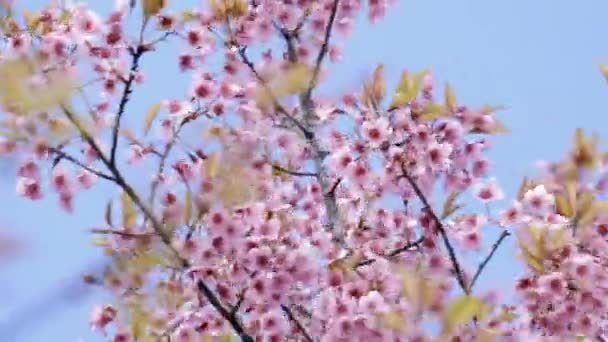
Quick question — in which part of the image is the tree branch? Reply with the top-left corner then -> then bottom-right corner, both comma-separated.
197,280 -> 254,342
280,304 -> 313,342
401,169 -> 469,294
469,230 -> 511,291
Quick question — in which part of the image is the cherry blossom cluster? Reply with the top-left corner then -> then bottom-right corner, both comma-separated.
2,1 -> 608,341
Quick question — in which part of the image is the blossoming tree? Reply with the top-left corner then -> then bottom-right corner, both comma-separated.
1,0 -> 608,341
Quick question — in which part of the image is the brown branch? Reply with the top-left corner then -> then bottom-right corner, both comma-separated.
469,230 -> 511,291
280,304 -> 313,342
401,169 -> 469,294
49,147 -> 115,181
197,280 -> 254,342
61,105 -> 182,265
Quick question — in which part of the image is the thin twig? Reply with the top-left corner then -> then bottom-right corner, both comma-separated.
49,147 -> 115,181
110,45 -> 146,166
280,304 -> 313,342
306,0 -> 340,96
401,168 -> 469,294
90,228 -> 153,239
469,230 -> 511,291
272,164 -> 318,177
355,235 -> 425,268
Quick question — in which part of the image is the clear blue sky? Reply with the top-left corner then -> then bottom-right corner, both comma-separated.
2,0 -> 608,341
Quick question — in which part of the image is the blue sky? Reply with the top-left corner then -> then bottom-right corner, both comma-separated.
1,0 -> 608,341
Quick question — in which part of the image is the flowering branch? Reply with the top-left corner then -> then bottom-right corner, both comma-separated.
356,235 -> 425,268
401,169 -> 469,294
469,230 -> 511,291
196,280 -> 254,342
280,304 -> 314,342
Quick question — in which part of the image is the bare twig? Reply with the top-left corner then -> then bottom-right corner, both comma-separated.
401,169 -> 469,294
280,304 -> 313,342
109,45 -> 146,166
306,0 -> 340,96
90,228 -> 154,239
469,230 -> 511,291
49,147 -> 115,181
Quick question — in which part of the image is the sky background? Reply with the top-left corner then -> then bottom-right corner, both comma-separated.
1,0 -> 608,341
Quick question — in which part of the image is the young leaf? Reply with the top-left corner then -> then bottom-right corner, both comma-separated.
418,102 -> 446,121
143,102 -> 161,136
389,71 -> 416,109
441,192 -> 463,219
376,311 -> 405,330
444,82 -> 456,110
183,190 -> 192,225
442,295 -> 483,332
142,0 -> 166,18
599,64 -> 608,82
554,194 -> 573,218
205,151 -> 220,178
121,192 -> 136,228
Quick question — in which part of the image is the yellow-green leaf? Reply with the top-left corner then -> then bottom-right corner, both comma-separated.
183,190 -> 192,224
143,102 -> 161,136
142,0 -> 166,18
442,295 -> 483,332
444,82 -> 456,110
376,311 -> 405,330
555,194 -> 573,218
205,151 -> 220,178
219,335 -> 236,342
418,102 -> 446,121
130,304 -> 149,339
121,192 -> 136,228
442,192 -> 463,219
389,71 -> 416,109
129,252 -> 163,271
518,240 -> 543,273
599,64 -> 608,82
